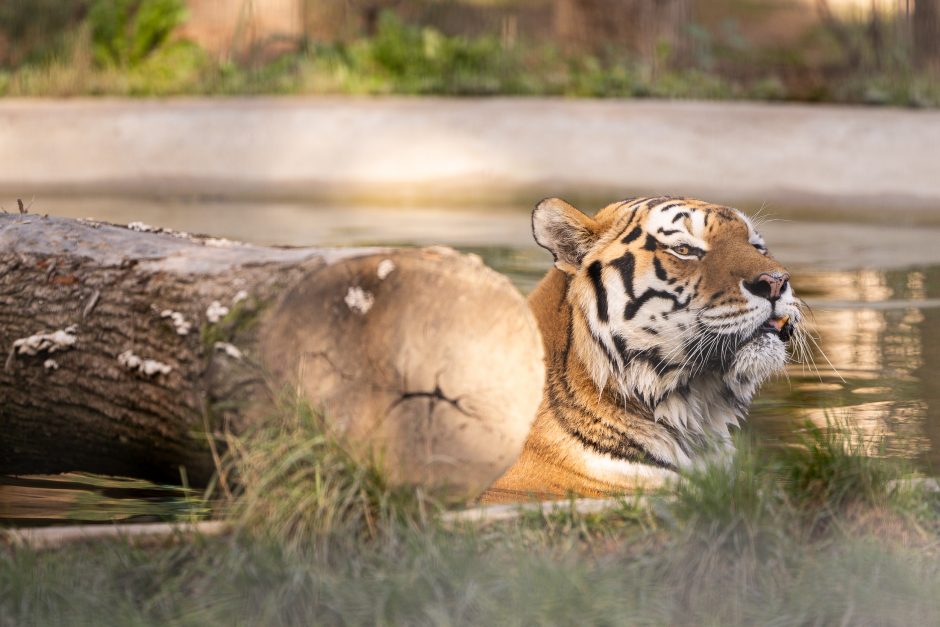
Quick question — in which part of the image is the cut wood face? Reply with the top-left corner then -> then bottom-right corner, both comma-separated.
259,247 -> 545,501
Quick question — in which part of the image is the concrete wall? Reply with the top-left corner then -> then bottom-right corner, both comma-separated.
2,97 -> 938,220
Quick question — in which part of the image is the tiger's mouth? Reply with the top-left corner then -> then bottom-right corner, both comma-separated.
759,315 -> 793,342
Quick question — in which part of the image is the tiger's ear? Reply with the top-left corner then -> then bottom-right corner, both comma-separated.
532,198 -> 599,274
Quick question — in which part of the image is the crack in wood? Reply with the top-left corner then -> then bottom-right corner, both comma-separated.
303,350 -> 356,381
390,383 -> 477,420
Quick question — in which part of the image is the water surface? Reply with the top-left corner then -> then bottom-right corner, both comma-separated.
5,198 -> 940,521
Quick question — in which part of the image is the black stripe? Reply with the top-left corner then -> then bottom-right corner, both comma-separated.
652,201 -> 683,214
643,235 -> 659,251
621,226 -> 643,244
625,288 -> 682,321
644,197 -> 670,211
703,309 -> 750,321
612,334 -> 631,365
672,212 -> 689,223
587,261 -> 608,322
611,208 -> 642,244
610,252 -> 636,299
560,301 -> 573,367
653,257 -> 668,281
589,329 -> 620,371
658,228 -> 681,236
566,426 -> 676,470
612,335 -> 679,376
643,347 -> 679,375
635,346 -> 680,375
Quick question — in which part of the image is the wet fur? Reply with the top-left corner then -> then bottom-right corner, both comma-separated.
484,197 -> 802,502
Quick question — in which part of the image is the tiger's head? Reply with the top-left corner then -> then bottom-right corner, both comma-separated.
533,196 -> 802,449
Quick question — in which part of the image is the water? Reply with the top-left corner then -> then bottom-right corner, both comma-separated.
5,198 -> 940,521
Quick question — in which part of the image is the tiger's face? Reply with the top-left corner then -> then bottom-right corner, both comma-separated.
533,196 -> 802,428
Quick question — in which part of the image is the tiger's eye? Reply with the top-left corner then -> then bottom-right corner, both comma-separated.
674,245 -> 691,256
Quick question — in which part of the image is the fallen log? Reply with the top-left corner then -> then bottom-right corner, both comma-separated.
0,214 -> 544,500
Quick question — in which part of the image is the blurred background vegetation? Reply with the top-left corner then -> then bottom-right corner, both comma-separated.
1,0 -> 939,104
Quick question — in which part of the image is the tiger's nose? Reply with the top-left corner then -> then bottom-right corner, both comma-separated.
743,272 -> 790,301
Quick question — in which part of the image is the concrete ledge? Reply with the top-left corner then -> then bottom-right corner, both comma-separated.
2,521 -> 228,550
2,97 -> 938,211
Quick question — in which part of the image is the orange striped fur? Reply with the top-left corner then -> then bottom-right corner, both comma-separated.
484,197 -> 802,502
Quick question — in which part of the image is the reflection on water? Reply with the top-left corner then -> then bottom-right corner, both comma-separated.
5,198 -> 940,521
0,474 -> 206,523
754,265 -> 940,470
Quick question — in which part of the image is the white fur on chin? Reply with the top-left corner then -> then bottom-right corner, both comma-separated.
724,333 -> 787,402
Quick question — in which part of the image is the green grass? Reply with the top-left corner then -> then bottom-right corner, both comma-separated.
781,420 -> 897,510
2,10 -> 939,106
4,408 -> 940,626
220,397 -> 436,555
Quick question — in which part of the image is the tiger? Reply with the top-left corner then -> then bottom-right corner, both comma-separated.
484,196 -> 802,501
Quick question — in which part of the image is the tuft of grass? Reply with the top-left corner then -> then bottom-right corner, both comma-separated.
219,395 -> 436,554
779,419 -> 899,514
661,439 -> 796,618
673,438 -> 783,533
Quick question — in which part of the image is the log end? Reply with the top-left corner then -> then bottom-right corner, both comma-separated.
260,247 -> 545,501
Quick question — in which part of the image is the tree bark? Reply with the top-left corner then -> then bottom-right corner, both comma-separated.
915,0 -> 940,73
553,0 -> 691,62
0,214 -> 544,500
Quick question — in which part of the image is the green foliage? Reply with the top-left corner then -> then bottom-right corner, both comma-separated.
124,40 -> 207,95
0,0 -> 91,67
323,12 -> 510,96
88,0 -> 186,67
130,0 -> 186,64
2,8 -> 939,105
